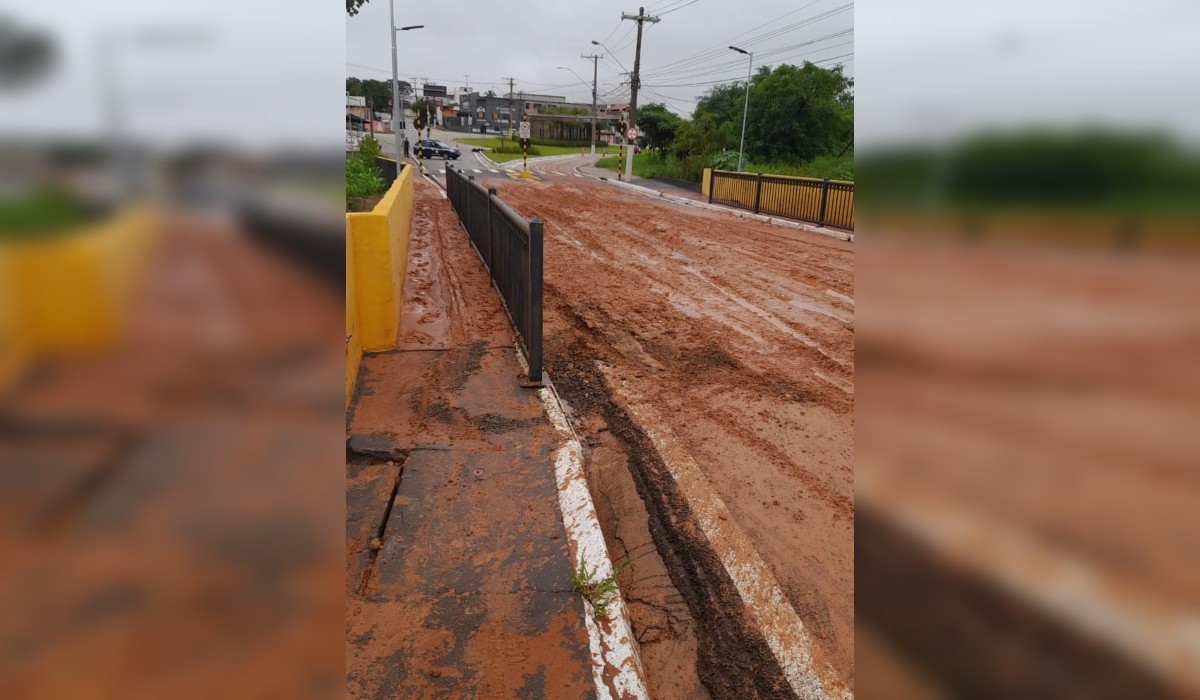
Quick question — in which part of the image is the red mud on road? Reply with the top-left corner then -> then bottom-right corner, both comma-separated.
480,175 -> 855,698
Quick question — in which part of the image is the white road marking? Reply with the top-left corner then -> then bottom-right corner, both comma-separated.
600,363 -> 849,700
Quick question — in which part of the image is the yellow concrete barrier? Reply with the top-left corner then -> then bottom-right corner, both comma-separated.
345,225 -> 362,407
1,206 -> 157,393
701,168 -> 712,198
345,166 -> 414,401
2,206 -> 156,354
0,252 -> 29,393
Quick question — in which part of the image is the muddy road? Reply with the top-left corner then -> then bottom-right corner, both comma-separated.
470,173 -> 854,699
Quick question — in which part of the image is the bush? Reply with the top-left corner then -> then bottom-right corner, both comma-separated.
346,157 -> 385,210
0,187 -> 97,238
357,134 -> 382,163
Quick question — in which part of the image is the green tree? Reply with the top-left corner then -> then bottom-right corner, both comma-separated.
346,77 -> 393,113
695,62 -> 852,164
346,0 -> 368,16
635,103 -> 681,154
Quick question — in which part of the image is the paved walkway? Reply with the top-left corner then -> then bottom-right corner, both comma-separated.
345,181 -> 600,698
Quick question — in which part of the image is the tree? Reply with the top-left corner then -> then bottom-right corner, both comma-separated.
346,0 -> 369,16
346,77 -> 393,112
669,112 -> 725,180
694,62 -> 852,164
634,103 -> 681,154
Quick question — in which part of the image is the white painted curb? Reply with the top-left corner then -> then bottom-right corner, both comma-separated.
514,349 -> 650,700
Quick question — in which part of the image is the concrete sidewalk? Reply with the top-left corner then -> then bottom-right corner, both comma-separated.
346,181 -> 637,698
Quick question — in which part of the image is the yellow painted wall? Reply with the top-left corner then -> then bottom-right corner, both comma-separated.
345,166 -> 414,403
4,207 -> 156,357
701,168 -> 712,197
345,225 -> 362,406
0,252 -> 29,393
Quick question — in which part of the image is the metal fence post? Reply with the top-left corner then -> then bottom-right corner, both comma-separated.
753,172 -> 763,213
709,171 -> 716,204
467,175 -> 475,239
817,177 -> 830,227
487,188 -> 497,270
523,219 -> 544,386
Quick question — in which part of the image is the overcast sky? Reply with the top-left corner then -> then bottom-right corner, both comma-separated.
345,0 -> 854,117
857,0 -> 1200,149
0,0 -> 343,151
4,1 -> 1195,153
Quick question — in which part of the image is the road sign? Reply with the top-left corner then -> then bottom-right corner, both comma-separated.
518,121 -> 531,139
626,127 -> 639,141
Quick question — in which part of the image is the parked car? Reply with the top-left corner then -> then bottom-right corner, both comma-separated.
416,139 -> 460,160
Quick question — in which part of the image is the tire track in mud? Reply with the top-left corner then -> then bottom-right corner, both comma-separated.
545,306 -> 799,699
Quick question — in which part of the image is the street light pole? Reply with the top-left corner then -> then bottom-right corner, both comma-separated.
388,3 -> 423,164
730,45 -> 752,172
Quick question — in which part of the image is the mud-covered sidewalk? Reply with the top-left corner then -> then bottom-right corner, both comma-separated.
345,180 -> 604,698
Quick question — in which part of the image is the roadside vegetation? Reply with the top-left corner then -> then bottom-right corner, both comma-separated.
0,186 -> 96,240
608,61 -> 854,183
346,134 -> 386,211
858,129 -> 1200,218
595,149 -> 853,182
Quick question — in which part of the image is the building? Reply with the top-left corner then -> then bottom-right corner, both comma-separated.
437,91 -> 624,143
347,94 -> 391,133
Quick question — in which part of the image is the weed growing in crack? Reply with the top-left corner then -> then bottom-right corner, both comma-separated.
570,557 -> 633,619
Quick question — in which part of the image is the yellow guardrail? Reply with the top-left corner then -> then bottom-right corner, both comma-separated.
706,169 -> 855,230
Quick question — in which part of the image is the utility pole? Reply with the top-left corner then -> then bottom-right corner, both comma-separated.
502,76 -> 516,139
582,53 -> 600,155
620,6 -> 660,179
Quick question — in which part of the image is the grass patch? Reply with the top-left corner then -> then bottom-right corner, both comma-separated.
0,188 -> 98,240
456,136 -> 623,163
595,150 -> 855,183
595,151 -> 673,179
569,557 -> 633,619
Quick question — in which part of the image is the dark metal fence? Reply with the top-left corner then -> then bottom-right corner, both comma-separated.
709,169 -> 855,230
444,165 -> 544,385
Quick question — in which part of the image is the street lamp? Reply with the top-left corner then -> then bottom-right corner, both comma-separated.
389,0 -> 423,163
590,39 -> 629,74
557,65 -> 597,155
729,45 -> 752,172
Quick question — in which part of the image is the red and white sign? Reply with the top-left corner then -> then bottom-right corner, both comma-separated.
626,127 -> 639,141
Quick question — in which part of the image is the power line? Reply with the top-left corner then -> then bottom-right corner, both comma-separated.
643,30 -> 852,81
657,0 -> 699,16
642,51 -> 854,88
643,0 -> 847,75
